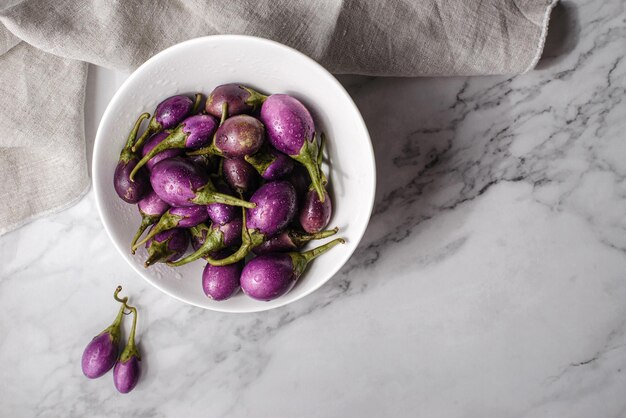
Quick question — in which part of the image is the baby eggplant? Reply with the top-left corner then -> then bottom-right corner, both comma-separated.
149,157 -> 255,208
144,227 -> 189,267
141,131 -> 182,171
222,158 -> 259,195
132,205 -> 208,251
168,219 -> 242,267
205,181 -> 297,266
241,238 -> 345,301
202,249 -> 243,301
130,191 -> 170,253
130,114 -> 218,180
260,94 -> 325,201
81,287 -> 128,379
189,115 -> 264,158
205,84 -> 267,118
245,144 -> 294,180
114,113 -> 150,203
132,94 -> 197,152
299,188 -> 332,233
252,227 -> 338,256
113,304 -> 141,394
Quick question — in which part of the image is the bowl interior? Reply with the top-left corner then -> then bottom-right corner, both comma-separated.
93,35 -> 375,312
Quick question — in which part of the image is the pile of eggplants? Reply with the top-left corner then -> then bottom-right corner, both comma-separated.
114,84 -> 343,302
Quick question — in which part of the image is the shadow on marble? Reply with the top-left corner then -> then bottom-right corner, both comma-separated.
536,1 -> 580,70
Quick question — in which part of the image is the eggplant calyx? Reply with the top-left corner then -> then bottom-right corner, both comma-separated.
289,227 -> 339,248
294,137 -> 325,202
244,144 -> 276,176
129,126 -> 188,181
191,183 -> 256,208
132,211 -> 184,251
167,227 -> 224,267
290,237 -> 345,278
241,86 -> 268,111
144,238 -> 175,267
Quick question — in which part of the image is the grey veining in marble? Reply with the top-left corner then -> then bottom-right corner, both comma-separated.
1,1 -> 626,416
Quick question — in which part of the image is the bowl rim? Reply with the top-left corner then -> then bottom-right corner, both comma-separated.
93,34 -> 376,313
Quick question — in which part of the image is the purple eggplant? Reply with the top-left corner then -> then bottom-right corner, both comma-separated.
81,287 -> 128,379
141,131 -> 182,171
299,188 -> 332,233
113,304 -> 141,393
252,227 -> 338,255
169,219 -> 242,267
245,144 -> 294,180
144,227 -> 189,267
222,158 -> 259,195
205,181 -> 297,266
202,249 -> 243,301
241,238 -> 345,301
149,157 -> 255,208
205,84 -> 267,118
130,191 -> 171,253
206,181 -> 238,225
114,113 -> 151,203
130,114 -> 218,180
189,115 -> 264,158
260,94 -> 325,201
133,205 -> 208,251
132,94 -> 197,152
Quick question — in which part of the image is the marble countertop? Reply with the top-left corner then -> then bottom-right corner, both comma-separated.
2,1 -> 626,416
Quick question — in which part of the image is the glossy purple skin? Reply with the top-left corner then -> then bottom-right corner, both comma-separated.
206,183 -> 238,225
261,148 -> 294,180
142,131 -> 182,171
240,253 -> 296,301
170,205 -> 209,227
252,232 -> 297,255
222,158 -> 258,193
81,332 -> 118,379
260,94 -> 315,156
299,189 -> 332,233
138,190 -> 170,216
155,95 -> 193,129
246,181 -> 297,236
202,260 -> 243,301
150,158 -> 207,207
181,115 -> 218,149
214,115 -> 264,158
205,84 -> 254,118
114,160 -> 149,203
113,356 -> 140,394
146,228 -> 189,262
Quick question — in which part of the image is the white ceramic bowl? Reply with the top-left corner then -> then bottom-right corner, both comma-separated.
93,35 -> 375,312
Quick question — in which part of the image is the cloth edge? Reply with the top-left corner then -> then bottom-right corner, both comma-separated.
0,182 -> 91,237
523,0 -> 559,73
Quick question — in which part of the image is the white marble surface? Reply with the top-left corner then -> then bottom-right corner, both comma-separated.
2,1 -> 626,416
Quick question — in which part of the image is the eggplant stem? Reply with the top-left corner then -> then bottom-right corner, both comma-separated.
167,227 -> 223,267
219,102 -> 228,126
192,93 -> 203,114
132,116 -> 160,152
130,216 -> 157,254
129,127 -> 187,181
300,237 -> 345,263
132,211 -> 182,251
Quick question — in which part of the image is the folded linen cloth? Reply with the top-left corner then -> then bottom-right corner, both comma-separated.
0,0 -> 557,235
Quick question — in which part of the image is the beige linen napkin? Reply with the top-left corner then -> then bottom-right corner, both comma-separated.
0,0 -> 557,235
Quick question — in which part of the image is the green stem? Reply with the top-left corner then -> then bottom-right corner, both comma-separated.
132,211 -> 183,251
120,113 -> 150,163
130,215 -> 160,254
290,227 -> 338,247
132,116 -> 161,152
192,93 -> 203,114
191,182 -> 256,208
129,127 -> 187,181
167,227 -> 224,267
204,209 -> 263,266
300,237 -> 345,263
119,305 -> 141,362
219,102 -> 228,126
